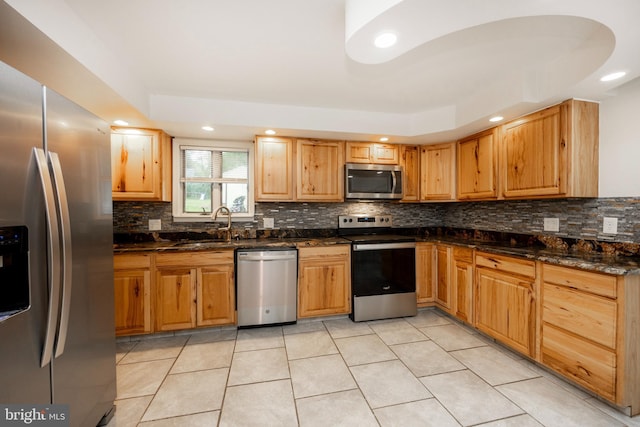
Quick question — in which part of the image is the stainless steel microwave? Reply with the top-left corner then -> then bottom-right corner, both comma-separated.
345,163 -> 403,200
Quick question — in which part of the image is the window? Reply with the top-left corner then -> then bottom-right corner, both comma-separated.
172,138 -> 254,222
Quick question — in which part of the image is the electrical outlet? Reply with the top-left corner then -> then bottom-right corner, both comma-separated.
263,218 -> 274,229
543,218 -> 559,232
603,217 -> 618,234
148,219 -> 162,231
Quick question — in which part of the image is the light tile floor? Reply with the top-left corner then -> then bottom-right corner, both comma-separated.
107,309 -> 640,427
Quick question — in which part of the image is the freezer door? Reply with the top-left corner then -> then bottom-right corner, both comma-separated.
0,61 -> 51,403
45,87 -> 116,426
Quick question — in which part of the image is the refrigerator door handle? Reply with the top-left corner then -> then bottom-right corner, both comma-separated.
49,151 -> 72,358
33,148 -> 62,368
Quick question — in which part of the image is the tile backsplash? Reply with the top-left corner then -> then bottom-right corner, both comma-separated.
113,197 -> 640,243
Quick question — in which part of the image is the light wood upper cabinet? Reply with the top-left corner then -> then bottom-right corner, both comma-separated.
501,99 -> 598,198
400,145 -> 421,202
346,141 -> 399,164
298,245 -> 351,318
255,136 -> 295,201
415,242 -> 435,305
296,139 -> 344,201
111,127 -> 172,201
457,128 -> 497,200
475,252 -> 536,357
113,253 -> 152,336
420,143 -> 456,201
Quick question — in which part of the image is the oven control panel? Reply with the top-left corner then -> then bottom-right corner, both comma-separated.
338,215 -> 392,228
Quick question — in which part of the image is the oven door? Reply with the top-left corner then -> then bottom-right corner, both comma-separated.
352,241 -> 416,295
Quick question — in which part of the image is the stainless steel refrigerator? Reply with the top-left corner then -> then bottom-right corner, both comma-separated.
0,60 -> 116,425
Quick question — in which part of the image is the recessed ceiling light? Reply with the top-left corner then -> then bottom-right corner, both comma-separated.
202,126 -> 214,131
600,71 -> 626,82
265,129 -> 276,135
379,137 -> 389,142
374,32 -> 397,49
489,116 -> 504,123
114,119 -> 128,126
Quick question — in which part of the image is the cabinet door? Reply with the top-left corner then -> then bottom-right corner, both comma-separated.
457,129 -> 497,200
114,270 -> 151,336
345,142 -> 373,163
373,144 -> 399,164
296,139 -> 344,201
421,143 -> 455,201
501,105 -> 564,197
475,267 -> 535,356
415,243 -> 435,305
156,268 -> 196,331
197,264 -> 235,326
400,145 -> 420,202
255,136 -> 294,201
435,246 -> 452,311
453,248 -> 474,323
298,247 -> 351,318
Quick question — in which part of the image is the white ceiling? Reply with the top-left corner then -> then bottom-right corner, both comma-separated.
2,0 -> 640,144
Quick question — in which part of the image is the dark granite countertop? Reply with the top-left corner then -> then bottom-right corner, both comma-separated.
113,228 -> 640,276
113,237 -> 350,253
417,236 -> 640,275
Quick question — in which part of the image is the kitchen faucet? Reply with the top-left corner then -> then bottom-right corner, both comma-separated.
212,206 -> 232,241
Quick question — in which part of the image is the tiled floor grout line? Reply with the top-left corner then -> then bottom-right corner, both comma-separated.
112,310 -> 639,427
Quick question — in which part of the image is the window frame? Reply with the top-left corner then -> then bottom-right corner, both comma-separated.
172,138 -> 254,222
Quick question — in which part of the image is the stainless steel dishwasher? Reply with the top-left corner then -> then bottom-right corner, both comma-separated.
235,247 -> 298,327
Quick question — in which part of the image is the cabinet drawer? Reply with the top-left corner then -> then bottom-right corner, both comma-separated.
114,253 -> 151,270
156,250 -> 234,267
543,283 -> 617,349
542,324 -> 616,400
476,252 -> 535,279
298,245 -> 350,259
453,246 -> 473,263
543,264 -> 616,299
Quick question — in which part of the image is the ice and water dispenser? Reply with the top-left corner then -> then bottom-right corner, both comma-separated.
0,226 -> 29,322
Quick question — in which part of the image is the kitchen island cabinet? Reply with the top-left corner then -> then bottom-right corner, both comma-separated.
298,245 -> 351,318
113,253 -> 153,336
475,252 -> 536,357
111,127 -> 172,202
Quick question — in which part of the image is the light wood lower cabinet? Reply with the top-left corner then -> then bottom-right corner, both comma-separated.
475,252 -> 536,357
155,250 -> 235,332
415,243 -> 435,305
298,245 -> 351,318
435,245 -> 452,312
113,253 -> 152,336
541,264 -> 640,414
453,247 -> 474,323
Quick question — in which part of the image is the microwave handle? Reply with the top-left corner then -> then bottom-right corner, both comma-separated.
391,170 -> 397,194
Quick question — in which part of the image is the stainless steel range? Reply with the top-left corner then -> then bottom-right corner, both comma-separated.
338,215 -> 417,322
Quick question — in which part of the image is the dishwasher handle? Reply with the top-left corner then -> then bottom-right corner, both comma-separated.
237,251 -> 297,262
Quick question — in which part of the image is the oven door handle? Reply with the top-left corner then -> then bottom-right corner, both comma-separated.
352,242 -> 416,251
